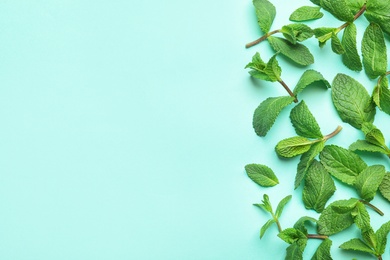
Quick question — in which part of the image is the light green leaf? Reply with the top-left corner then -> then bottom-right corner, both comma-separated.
314,27 -> 335,46
379,173 -> 390,202
280,24 -> 314,44
331,73 -> 376,129
361,23 -> 387,79
349,140 -> 389,155
351,201 -> 371,231
365,0 -> 390,36
331,33 -> 345,54
293,69 -> 331,96
253,0 -> 276,33
260,218 -> 276,239
268,36 -> 314,66
375,220 -> 390,255
373,76 -> 390,115
320,0 -> 354,22
276,136 -> 316,158
318,200 -> 354,235
339,238 -> 376,255
252,96 -> 295,136
290,101 -> 323,139
254,194 -> 272,213
362,123 -> 387,148
341,23 -> 362,71
263,54 -> 282,81
245,164 -> 279,187
355,165 -> 386,201
245,52 -> 274,82
362,228 -> 377,251
303,160 -> 336,213
290,6 -> 324,21
278,228 -> 307,244
293,216 -> 317,234
330,198 -> 359,214
320,145 -> 367,185
311,239 -> 332,260
275,195 -> 292,219
345,0 -> 366,14
285,239 -> 307,260
295,141 -> 326,189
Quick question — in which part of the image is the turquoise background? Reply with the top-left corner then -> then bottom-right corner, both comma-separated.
0,0 -> 389,259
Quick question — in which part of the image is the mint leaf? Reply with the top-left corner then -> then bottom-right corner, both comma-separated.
260,218 -> 276,239
278,228 -> 307,244
285,239 -> 307,260
280,24 -> 314,44
314,27 -> 335,47
254,194 -> 273,213
331,33 -> 345,54
290,101 -> 323,139
339,238 -> 376,255
245,52 -> 276,82
252,96 -> 295,136
263,54 -> 282,82
362,228 -> 377,251
345,0 -> 366,14
275,136 -> 316,158
349,140 -> 389,155
355,165 -> 386,201
375,220 -> 390,255
351,201 -> 371,231
253,0 -> 276,33
318,200 -> 354,235
379,173 -> 390,202
293,69 -> 330,96
341,23 -> 362,71
373,76 -> 390,115
293,216 -> 317,234
330,198 -> 359,214
320,145 -> 367,185
275,195 -> 292,219
303,160 -> 336,213
320,0 -> 354,22
361,23 -> 387,79
295,141 -> 326,189
365,0 -> 390,36
311,239 -> 332,260
310,0 -> 320,5
268,36 -> 314,66
289,6 -> 324,21
331,73 -> 375,129
245,164 -> 279,187
362,123 -> 388,148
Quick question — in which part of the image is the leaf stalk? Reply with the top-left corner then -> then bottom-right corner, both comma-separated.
278,80 -> 298,103
360,200 -> 384,216
307,234 -> 328,240
246,29 -> 280,48
323,125 -> 343,140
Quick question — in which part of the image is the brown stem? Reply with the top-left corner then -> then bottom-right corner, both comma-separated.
278,80 -> 298,103
337,4 -> 367,32
378,255 -> 383,260
323,126 -> 343,140
360,200 -> 384,216
246,29 -> 280,48
307,234 -> 328,240
378,71 -> 390,86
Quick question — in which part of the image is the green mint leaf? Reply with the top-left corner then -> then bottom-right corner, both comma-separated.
331,33 -> 345,54
362,123 -> 387,148
303,160 -> 336,213
280,24 -> 314,44
245,164 -> 279,187
379,173 -> 390,202
373,76 -> 390,115
351,201 -> 371,231
275,136 -> 316,158
375,220 -> 390,255
268,36 -> 314,66
293,216 -> 317,234
290,101 -> 323,139
253,0 -> 276,33
275,195 -> 292,219
341,23 -> 363,71
349,140 -> 389,155
245,52 -> 274,82
365,0 -> 390,36
355,165 -> 386,201
318,200 -> 354,235
310,0 -> 320,5
252,96 -> 295,136
263,54 -> 282,82
361,228 -> 377,251
311,239 -> 332,260
293,69 -> 331,96
361,23 -> 387,79
345,0 -> 366,14
330,198 -> 359,214
339,238 -> 376,255
289,6 -> 324,21
320,0 -> 354,22
278,228 -> 307,244
260,218 -> 276,239
320,145 -> 367,185
331,73 -> 375,129
254,194 -> 273,213
314,27 -> 335,47
295,141 -> 326,189
285,239 -> 307,260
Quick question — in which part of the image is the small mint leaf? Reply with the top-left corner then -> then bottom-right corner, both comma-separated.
245,164 -> 279,187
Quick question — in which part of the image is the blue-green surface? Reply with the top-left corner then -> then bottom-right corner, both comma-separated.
0,0 -> 389,259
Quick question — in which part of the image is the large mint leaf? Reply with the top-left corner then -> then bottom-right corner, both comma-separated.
355,165 -> 386,201
361,23 -> 387,79
253,0 -> 276,33
375,220 -> 390,255
341,23 -> 362,71
290,101 -> 323,139
245,164 -> 279,187
268,36 -> 314,66
365,0 -> 390,36
379,173 -> 390,202
339,238 -> 376,254
293,69 -> 330,95
331,73 -> 375,129
302,160 -> 335,213
275,136 -> 315,158
253,96 -> 295,136
320,0 -> 354,22
349,140 -> 388,155
320,145 -> 367,185
289,6 -> 323,22
318,200 -> 354,235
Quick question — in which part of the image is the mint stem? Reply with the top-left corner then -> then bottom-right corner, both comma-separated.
323,125 -> 342,140
307,234 -> 328,240
246,29 -> 280,48
360,200 -> 384,216
378,255 -> 383,260
337,4 -> 366,32
278,80 -> 298,103
271,212 -> 283,232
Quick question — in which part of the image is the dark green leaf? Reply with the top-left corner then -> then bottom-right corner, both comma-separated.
278,228 -> 307,244
285,239 -> 307,260
375,220 -> 390,255
379,173 -> 390,202
314,27 -> 335,46
365,0 -> 390,36
268,36 -> 314,66
263,54 -> 282,81
293,69 -> 331,96
293,216 -> 317,234
245,164 -> 279,187
290,6 -> 324,21
245,52 -> 275,82
345,0 -> 366,14
318,200 -> 354,235
260,219 -> 276,239
341,23 -> 362,71
276,136 -> 316,158
311,239 -> 332,260
330,198 -> 359,214
320,0 -> 354,22
290,101 -> 323,139
331,33 -> 345,54
281,24 -> 314,44
349,140 -> 389,155
253,0 -> 276,33
355,165 -> 386,201
373,76 -> 390,115
275,195 -> 292,219
351,201 -> 371,231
